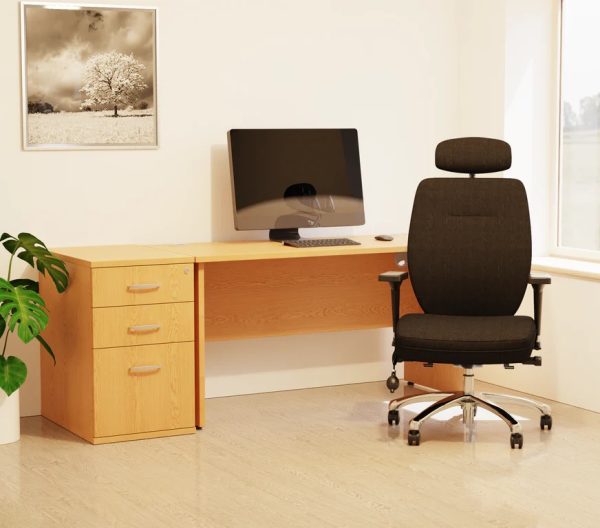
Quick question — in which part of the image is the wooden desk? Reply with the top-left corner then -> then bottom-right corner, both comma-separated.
155,235 -> 462,428
42,236 -> 462,442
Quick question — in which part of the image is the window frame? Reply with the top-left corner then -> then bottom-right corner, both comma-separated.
553,0 -> 600,263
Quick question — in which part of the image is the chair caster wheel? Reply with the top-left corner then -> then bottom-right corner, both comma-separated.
510,432 -> 523,449
386,372 -> 400,393
388,409 -> 399,426
407,430 -> 420,446
540,414 -> 552,430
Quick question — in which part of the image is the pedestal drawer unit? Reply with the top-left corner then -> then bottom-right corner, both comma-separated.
39,246 -> 197,444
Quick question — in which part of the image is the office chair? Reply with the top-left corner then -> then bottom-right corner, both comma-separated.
380,137 -> 552,449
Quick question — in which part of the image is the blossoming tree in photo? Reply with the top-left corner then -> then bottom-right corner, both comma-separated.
80,51 -> 148,117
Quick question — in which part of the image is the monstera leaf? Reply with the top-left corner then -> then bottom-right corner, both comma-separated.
0,233 -> 66,397
2,280 -> 56,363
1,233 -> 69,293
0,355 -> 27,397
9,278 -> 39,293
0,278 -> 48,344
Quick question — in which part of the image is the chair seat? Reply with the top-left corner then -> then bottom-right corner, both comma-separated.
394,314 -> 536,365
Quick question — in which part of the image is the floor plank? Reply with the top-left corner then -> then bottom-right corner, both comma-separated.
1,381 -> 599,528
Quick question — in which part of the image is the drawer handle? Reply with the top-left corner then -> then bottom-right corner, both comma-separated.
127,283 -> 161,292
129,365 -> 161,375
128,324 -> 161,334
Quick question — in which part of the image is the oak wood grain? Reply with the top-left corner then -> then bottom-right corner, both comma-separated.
94,342 -> 195,438
92,263 -> 194,307
39,261 -> 95,442
203,253 -> 403,340
4,382 -> 590,528
195,264 -> 206,428
50,245 -> 194,268
91,427 -> 196,444
92,302 -> 195,348
155,234 -> 408,264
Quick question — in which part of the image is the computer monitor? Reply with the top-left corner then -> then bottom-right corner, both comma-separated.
227,129 -> 365,241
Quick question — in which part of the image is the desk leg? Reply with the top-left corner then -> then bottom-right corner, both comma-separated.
195,263 -> 206,428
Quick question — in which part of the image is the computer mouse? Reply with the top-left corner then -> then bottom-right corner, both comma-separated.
375,235 -> 394,241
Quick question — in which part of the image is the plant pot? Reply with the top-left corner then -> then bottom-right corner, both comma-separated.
0,389 -> 20,445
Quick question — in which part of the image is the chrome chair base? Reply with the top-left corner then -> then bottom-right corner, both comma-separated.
388,368 -> 552,448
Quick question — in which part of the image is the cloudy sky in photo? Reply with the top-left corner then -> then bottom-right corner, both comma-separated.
25,6 -> 155,111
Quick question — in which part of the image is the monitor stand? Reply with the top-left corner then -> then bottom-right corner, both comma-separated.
269,228 -> 300,241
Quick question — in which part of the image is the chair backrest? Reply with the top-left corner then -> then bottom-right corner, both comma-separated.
408,138 -> 531,316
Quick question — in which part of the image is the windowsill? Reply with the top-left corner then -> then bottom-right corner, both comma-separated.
532,256 -> 600,281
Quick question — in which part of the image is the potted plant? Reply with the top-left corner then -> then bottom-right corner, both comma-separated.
0,233 -> 68,444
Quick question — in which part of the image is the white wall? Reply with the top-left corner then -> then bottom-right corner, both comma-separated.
0,0 -> 461,416
503,0 -> 559,257
456,0 -> 506,139
457,1 -> 600,414
455,0 -> 558,257
484,272 -> 600,414
455,0 -> 558,243
5,0 -> 594,417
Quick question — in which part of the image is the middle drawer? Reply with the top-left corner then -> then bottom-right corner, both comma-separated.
93,302 -> 195,348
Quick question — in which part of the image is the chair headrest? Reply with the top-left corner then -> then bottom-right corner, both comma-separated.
435,137 -> 511,174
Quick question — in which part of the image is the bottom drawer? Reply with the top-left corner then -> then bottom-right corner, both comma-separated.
94,342 -> 195,438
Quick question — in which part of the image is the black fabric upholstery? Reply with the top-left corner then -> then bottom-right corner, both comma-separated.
407,178 -> 531,316
392,163 -> 536,366
394,314 -> 536,365
436,137 -> 511,174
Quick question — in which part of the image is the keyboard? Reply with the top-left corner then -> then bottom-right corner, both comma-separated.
282,238 -> 361,248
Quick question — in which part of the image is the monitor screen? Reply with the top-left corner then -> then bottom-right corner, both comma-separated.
227,129 -> 365,235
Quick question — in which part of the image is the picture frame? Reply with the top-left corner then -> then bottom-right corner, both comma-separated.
20,2 -> 158,150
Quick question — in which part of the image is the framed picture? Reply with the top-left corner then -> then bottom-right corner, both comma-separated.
20,2 -> 158,150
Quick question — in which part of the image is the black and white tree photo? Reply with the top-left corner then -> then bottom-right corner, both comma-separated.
81,51 -> 148,117
21,3 -> 157,149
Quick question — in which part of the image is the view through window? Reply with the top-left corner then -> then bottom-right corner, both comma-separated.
560,0 -> 600,254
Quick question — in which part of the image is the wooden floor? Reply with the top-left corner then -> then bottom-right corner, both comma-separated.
1,380 -> 599,528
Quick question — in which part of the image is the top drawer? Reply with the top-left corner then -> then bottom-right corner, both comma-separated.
92,264 -> 194,307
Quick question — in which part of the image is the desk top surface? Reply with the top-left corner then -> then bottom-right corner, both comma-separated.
156,234 -> 408,264
51,235 -> 407,268
50,244 -> 196,268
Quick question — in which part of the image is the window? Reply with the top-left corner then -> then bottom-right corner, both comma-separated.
558,0 -> 600,259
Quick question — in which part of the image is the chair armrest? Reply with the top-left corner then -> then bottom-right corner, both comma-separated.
528,274 -> 551,285
378,271 -> 409,329
378,271 -> 409,283
528,274 -> 551,350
